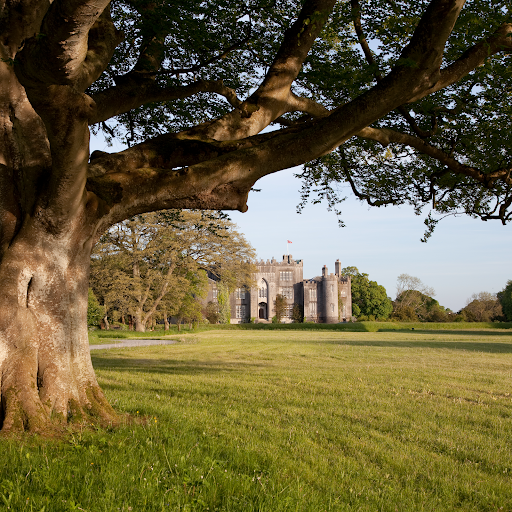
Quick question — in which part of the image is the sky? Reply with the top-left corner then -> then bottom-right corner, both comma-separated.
90,137 -> 511,313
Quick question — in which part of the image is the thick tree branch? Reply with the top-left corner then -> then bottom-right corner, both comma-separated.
80,7 -> 125,91
0,0 -> 50,53
16,0 -> 112,90
90,79 -> 242,125
351,0 -> 434,138
288,93 -> 330,117
407,22 -> 512,102
184,0 -> 337,141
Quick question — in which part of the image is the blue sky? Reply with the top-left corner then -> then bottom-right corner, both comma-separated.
90,137 -> 511,312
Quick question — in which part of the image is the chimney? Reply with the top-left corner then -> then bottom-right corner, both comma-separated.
335,259 -> 341,276
322,265 -> 328,277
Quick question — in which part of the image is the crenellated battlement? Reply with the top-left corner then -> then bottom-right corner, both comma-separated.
255,254 -> 303,267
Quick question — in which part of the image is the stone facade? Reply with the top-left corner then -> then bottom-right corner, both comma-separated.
206,255 -> 352,323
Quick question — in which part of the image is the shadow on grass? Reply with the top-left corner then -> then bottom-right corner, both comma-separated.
335,339 -> 512,353
377,329 -> 512,337
91,356 -> 270,375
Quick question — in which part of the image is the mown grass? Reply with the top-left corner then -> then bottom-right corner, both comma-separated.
88,321 -> 512,344
2,329 -> 512,511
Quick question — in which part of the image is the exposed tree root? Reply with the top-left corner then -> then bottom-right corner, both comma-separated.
0,380 -> 119,434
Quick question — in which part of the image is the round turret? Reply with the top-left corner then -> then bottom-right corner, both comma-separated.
321,269 -> 339,323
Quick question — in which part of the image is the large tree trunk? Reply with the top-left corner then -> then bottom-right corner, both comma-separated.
0,217 -> 117,432
133,311 -> 146,332
0,44 -> 119,431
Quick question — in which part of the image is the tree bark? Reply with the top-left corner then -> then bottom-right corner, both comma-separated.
0,51 -> 117,431
0,216 -> 117,432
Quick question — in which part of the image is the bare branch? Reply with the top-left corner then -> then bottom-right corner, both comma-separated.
159,34 -> 252,76
357,126 -> 512,187
90,79 -> 242,125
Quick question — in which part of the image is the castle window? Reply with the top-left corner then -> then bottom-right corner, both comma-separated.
236,305 -> 246,319
280,271 -> 292,281
213,289 -> 218,299
310,302 -> 316,315
331,303 -> 334,313
235,288 -> 246,299
258,279 -> 268,298
309,289 -> 317,300
281,287 -> 293,300
331,284 -> 334,294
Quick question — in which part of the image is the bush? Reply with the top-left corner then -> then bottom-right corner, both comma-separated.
87,288 -> 103,327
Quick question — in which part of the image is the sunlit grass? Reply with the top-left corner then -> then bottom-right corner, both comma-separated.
2,329 -> 512,511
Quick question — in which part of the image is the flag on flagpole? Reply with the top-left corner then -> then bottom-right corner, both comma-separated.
287,240 -> 292,243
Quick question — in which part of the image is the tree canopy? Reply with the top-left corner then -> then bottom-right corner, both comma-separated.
497,281 -> 512,321
342,266 -> 392,320
90,210 -> 255,331
17,0 -> 508,232
459,291 -> 503,322
391,273 -> 447,321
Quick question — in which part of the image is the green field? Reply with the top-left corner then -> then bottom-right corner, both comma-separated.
2,329 -> 512,511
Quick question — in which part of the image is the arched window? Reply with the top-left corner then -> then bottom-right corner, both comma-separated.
258,278 -> 268,299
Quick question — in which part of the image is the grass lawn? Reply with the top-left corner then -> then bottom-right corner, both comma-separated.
2,329 -> 512,511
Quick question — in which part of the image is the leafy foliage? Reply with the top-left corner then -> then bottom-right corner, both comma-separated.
341,266 -> 392,320
497,281 -> 512,321
90,210 -> 255,330
292,302 -> 304,323
217,284 -> 232,325
459,291 -> 503,322
204,301 -> 220,324
274,294 -> 287,323
87,0 -> 512,236
392,290 -> 449,322
87,289 -> 103,327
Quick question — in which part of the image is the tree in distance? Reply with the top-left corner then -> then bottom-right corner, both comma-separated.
497,282 -> 512,322
273,294 -> 287,323
342,266 -> 392,320
204,301 -> 221,325
87,289 -> 103,328
391,274 -> 446,322
173,270 -> 209,331
292,303 -> 304,323
90,210 -> 255,332
459,291 -> 503,322
1,0 -> 511,432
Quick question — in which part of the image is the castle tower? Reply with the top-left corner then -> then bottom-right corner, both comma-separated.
335,259 -> 341,277
320,266 -> 339,323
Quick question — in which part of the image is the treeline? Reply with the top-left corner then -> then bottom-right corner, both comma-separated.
88,210 -> 255,331
346,268 -> 512,323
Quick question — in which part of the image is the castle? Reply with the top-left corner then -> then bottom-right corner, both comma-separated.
207,255 -> 352,323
